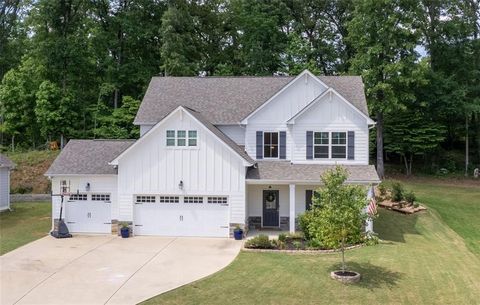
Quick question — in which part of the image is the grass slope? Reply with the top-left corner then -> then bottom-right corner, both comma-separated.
143,209 -> 480,305
400,181 -> 480,255
6,150 -> 58,193
0,202 -> 51,255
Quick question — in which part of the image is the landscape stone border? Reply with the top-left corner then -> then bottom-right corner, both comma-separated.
242,243 -> 364,254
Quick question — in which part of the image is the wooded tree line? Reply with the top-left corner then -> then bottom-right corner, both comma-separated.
0,0 -> 479,177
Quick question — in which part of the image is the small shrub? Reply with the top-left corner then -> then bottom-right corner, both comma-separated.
377,182 -> 387,196
286,232 -> 304,241
306,239 -> 322,250
298,212 -> 316,241
278,233 -> 287,243
244,235 -> 273,249
404,191 -> 416,204
413,202 -> 420,208
292,240 -> 303,250
272,239 -> 286,250
391,182 -> 404,202
364,232 -> 379,246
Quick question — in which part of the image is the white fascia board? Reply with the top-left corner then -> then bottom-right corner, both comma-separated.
110,106 -> 253,166
287,88 -> 375,125
245,179 -> 380,185
240,69 -> 327,124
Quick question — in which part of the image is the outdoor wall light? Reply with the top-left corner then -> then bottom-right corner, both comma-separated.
179,180 -> 184,190
85,183 -> 91,192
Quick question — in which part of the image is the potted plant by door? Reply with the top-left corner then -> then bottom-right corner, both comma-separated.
233,225 -> 243,240
120,222 -> 130,238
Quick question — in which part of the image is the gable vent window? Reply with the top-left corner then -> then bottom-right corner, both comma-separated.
207,196 -> 228,205
91,194 -> 110,202
314,132 -> 329,159
331,132 -> 347,159
188,130 -> 197,146
69,193 -> 87,201
166,130 -> 197,147
135,195 -> 156,204
184,196 -> 203,204
159,196 -> 179,203
166,130 -> 175,146
263,132 -> 279,158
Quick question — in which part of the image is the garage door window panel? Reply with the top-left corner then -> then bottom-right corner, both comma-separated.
184,196 -> 204,204
91,194 -> 110,202
159,196 -> 179,203
207,196 -> 228,206
69,194 -> 87,201
135,195 -> 156,204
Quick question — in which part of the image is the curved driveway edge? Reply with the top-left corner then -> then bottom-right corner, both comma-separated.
0,235 -> 242,305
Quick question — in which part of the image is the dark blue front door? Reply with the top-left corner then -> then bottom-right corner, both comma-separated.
263,190 -> 279,227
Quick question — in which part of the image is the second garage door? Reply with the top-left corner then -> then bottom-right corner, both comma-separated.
134,195 -> 229,237
64,193 -> 112,234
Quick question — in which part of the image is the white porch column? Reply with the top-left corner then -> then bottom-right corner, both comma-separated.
289,184 -> 296,233
365,185 -> 374,233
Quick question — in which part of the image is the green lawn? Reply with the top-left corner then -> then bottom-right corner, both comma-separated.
0,201 -> 51,255
401,180 -> 480,255
143,183 -> 480,305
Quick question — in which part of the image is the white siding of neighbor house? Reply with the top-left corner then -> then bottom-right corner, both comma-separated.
247,184 -> 320,218
140,124 -> 154,137
50,175 -> 118,226
0,168 -> 10,211
245,85 -> 369,165
216,125 -> 246,145
116,109 -> 247,224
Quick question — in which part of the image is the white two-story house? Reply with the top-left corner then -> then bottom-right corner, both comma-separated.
46,70 -> 380,237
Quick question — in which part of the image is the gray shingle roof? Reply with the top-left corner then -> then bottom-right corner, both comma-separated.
246,161 -> 380,183
0,153 -> 14,168
134,75 -> 368,125
183,107 -> 255,164
45,140 -> 135,175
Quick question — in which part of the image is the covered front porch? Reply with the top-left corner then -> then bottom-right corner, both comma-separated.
245,161 -> 381,234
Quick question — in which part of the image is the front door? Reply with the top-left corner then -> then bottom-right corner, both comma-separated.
263,190 -> 279,227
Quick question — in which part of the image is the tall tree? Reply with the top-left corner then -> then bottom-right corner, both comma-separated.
348,0 -> 420,178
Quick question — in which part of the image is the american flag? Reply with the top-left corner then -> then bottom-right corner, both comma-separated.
367,197 -> 377,217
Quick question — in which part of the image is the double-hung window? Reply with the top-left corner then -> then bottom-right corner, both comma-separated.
313,132 -> 329,159
331,132 -> 347,158
188,130 -> 197,146
177,130 -> 186,146
263,132 -> 279,158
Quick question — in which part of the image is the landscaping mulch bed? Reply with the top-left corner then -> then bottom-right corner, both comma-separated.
378,199 -> 427,214
242,243 -> 364,254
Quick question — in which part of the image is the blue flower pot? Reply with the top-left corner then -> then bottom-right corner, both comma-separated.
234,229 -> 243,240
120,227 -> 130,238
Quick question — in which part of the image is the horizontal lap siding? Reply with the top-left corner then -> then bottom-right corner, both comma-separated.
117,110 -> 246,223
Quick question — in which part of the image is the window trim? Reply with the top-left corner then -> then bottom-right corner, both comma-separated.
165,129 -> 198,148
312,131 -> 348,160
313,132 -> 329,159
263,131 -> 279,159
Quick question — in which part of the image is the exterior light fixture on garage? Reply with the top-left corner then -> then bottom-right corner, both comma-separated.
179,180 -> 183,190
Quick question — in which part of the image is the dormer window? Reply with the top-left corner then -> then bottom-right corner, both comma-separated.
263,132 -> 279,158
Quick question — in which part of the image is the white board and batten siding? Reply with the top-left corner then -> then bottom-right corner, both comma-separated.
244,75 -> 369,165
0,168 -> 10,211
116,109 -> 247,229
50,175 -> 118,232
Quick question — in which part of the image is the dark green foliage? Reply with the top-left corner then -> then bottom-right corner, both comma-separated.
244,235 -> 273,249
404,191 -> 416,205
377,182 -> 387,196
391,182 -> 405,202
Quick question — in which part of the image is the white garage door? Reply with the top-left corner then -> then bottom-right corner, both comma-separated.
134,195 -> 229,237
64,194 -> 111,234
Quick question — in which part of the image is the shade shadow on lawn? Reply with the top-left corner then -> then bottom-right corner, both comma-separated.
375,209 -> 421,243
330,261 -> 403,290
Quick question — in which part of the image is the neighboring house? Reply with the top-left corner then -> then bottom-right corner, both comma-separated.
0,154 -> 14,211
46,70 -> 380,237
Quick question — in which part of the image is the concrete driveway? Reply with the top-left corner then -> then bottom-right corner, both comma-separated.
0,235 -> 241,305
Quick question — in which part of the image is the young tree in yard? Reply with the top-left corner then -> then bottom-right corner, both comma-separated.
348,0 -> 420,179
309,166 -> 368,273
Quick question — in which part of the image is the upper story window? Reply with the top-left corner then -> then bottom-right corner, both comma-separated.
263,132 -> 278,158
312,131 -> 347,159
166,130 -> 197,147
331,132 -> 347,158
314,132 -> 329,159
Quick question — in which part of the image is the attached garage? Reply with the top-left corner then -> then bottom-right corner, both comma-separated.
64,193 -> 112,234
134,195 -> 229,237
0,154 -> 14,212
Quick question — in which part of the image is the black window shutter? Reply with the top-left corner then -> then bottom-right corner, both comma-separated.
306,190 -> 313,210
348,131 -> 355,160
306,131 -> 313,159
256,131 -> 263,159
279,131 -> 286,159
